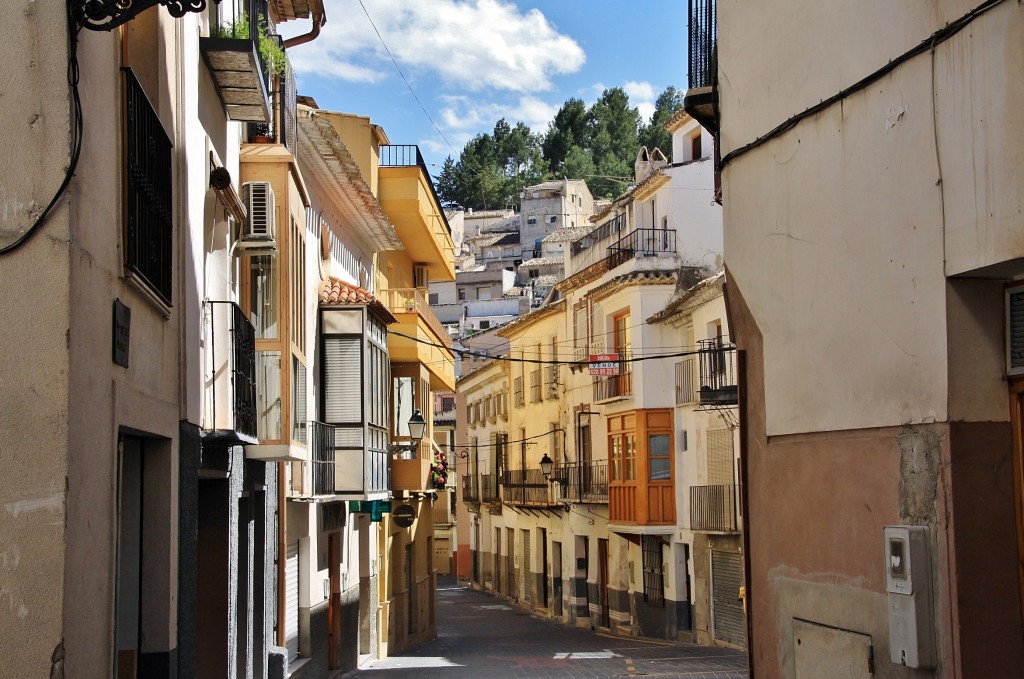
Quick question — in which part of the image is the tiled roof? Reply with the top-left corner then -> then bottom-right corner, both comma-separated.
542,225 -> 593,243
480,220 -> 520,234
663,108 -> 694,132
318,277 -> 397,323
524,180 -> 564,192
319,277 -> 374,304
646,271 -> 724,324
484,232 -> 520,248
519,256 -> 564,268
532,275 -> 559,287
503,286 -> 525,298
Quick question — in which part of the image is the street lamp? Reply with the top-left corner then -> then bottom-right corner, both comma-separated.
539,453 -> 554,478
407,408 -> 426,442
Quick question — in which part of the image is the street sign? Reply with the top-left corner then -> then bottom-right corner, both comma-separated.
392,503 -> 416,528
588,353 -> 620,376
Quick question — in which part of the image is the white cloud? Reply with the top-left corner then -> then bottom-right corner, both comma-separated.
623,80 -> 656,102
438,95 -> 559,136
281,0 -> 586,92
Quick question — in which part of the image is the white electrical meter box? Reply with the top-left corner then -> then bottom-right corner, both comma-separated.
883,525 -> 935,669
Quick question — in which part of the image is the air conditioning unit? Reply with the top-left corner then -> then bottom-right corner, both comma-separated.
238,181 -> 277,252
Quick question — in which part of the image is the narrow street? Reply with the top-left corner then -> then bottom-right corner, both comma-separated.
346,578 -> 748,678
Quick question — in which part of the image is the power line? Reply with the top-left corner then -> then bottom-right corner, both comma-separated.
356,0 -> 460,158
390,329 -> 713,366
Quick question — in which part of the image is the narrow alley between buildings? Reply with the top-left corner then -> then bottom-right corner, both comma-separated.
344,578 -> 748,679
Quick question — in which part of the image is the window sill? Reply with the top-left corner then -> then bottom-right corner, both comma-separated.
124,270 -> 172,319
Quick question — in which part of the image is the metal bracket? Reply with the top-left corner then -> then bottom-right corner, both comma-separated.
72,0 -> 207,31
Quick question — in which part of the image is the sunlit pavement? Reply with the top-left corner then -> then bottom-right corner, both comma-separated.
343,578 -> 748,678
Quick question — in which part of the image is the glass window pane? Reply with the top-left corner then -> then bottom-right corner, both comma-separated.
292,355 -> 307,444
250,255 -> 278,339
256,350 -> 282,441
649,434 -> 670,457
650,457 -> 671,481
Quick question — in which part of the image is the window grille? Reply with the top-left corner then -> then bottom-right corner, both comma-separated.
123,69 -> 173,304
642,536 -> 665,607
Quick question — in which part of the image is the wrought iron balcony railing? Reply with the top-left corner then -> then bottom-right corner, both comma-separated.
433,499 -> 454,527
607,228 -> 677,264
502,469 -> 559,507
203,301 -> 257,441
559,461 -> 609,503
688,0 -> 717,90
309,421 -> 336,497
689,484 -> 737,532
462,473 -> 480,503
697,340 -> 738,406
593,350 -> 633,401
379,288 -> 453,349
480,473 -> 500,503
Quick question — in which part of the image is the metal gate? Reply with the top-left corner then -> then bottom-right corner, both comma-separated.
522,529 -> 531,604
711,550 -> 745,646
285,540 -> 299,659
506,528 -> 516,599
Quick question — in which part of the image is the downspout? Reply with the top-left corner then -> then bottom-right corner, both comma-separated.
277,460 -> 286,646
282,0 -> 326,49
737,349 -> 755,677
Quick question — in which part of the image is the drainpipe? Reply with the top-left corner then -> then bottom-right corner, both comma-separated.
737,349 -> 755,677
283,0 -> 326,49
277,460 -> 286,646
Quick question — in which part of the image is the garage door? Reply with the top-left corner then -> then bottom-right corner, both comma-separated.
711,550 -> 745,647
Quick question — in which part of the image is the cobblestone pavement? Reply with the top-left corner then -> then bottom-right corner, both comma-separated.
344,579 -> 749,679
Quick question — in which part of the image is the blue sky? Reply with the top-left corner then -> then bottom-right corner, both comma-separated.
279,0 -> 688,171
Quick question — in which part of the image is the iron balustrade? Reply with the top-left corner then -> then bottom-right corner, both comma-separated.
462,473 -> 480,503
502,469 -> 557,506
309,421 -> 336,496
124,69 -> 173,304
432,500 -> 454,527
378,145 -> 452,235
607,228 -> 677,265
559,461 -> 609,503
675,357 -> 698,405
697,339 -> 738,406
379,288 -> 453,349
480,473 -> 499,503
592,349 -> 633,401
689,484 -> 737,532
570,213 -> 627,258
688,0 -> 717,90
203,301 -> 258,440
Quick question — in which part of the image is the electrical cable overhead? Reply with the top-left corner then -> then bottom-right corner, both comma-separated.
356,0 -> 460,159
718,0 -> 1009,170
390,329 -> 712,366
0,6 -> 83,256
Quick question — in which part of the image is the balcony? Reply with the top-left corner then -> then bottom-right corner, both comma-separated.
684,0 -> 719,133
480,474 -> 500,503
689,484 -> 737,532
462,473 -> 480,504
308,421 -> 336,497
378,145 -> 456,281
607,228 -> 677,266
675,356 -> 698,405
502,469 -> 560,508
380,288 -> 455,389
432,498 -> 454,527
333,442 -> 390,500
558,461 -> 609,503
698,340 -> 738,406
391,439 -> 432,492
202,301 -> 258,443
593,350 -> 633,402
200,0 -> 273,122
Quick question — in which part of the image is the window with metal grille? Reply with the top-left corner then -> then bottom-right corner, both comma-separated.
123,69 -> 173,304
642,536 -> 665,607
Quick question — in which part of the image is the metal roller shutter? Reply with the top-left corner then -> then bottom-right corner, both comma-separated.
285,540 -> 299,660
711,550 -> 745,646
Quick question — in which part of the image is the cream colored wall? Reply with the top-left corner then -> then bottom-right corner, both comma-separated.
722,56 -> 949,435
321,112 -> 380,196
0,2 -> 74,672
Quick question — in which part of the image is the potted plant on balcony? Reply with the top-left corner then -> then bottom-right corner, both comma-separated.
213,12 -> 288,80
248,122 -> 275,144
430,451 -> 449,490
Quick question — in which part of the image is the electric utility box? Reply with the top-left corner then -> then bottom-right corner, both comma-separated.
883,525 -> 935,669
